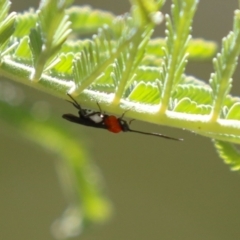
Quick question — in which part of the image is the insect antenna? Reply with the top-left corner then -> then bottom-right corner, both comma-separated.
96,102 -> 103,113
128,119 -> 135,125
127,128 -> 183,141
66,93 -> 82,110
119,107 -> 134,120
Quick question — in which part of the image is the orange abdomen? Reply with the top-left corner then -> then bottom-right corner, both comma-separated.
104,116 -> 122,133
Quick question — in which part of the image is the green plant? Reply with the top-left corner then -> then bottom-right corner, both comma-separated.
1,0 -> 240,237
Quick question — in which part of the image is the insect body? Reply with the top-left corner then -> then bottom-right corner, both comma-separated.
63,94 -> 182,141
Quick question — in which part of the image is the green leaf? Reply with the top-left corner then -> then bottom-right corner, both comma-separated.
29,27 -> 43,66
5,0 -> 240,237
209,10 -> 240,121
135,65 -> 161,83
130,0 -> 165,25
214,140 -> 240,171
158,0 -> 198,113
226,102 -> 240,120
2,0 -> 240,172
13,36 -> 32,64
173,83 -> 212,105
128,81 -> 160,104
29,0 -> 72,81
49,52 -> 74,77
0,87 -> 112,235
146,38 -> 217,62
70,12 -> 155,99
113,28 -> 154,103
0,0 -> 16,56
186,38 -> 217,60
14,10 -> 37,37
173,97 -> 212,114
67,6 -> 115,35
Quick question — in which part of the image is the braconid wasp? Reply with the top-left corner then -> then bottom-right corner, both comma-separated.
63,94 -> 183,141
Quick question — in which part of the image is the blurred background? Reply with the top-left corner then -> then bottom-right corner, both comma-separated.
1,0 -> 240,240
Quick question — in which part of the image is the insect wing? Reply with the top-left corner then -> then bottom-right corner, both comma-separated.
62,114 -> 107,129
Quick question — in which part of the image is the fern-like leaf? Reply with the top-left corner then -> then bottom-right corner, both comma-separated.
145,38 -> 217,64
67,6 -> 115,35
158,0 -> 198,114
14,9 -> 37,37
0,0 -> 16,57
214,140 -> 240,171
209,10 -> 240,122
29,0 -> 72,81
4,0 -> 240,173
